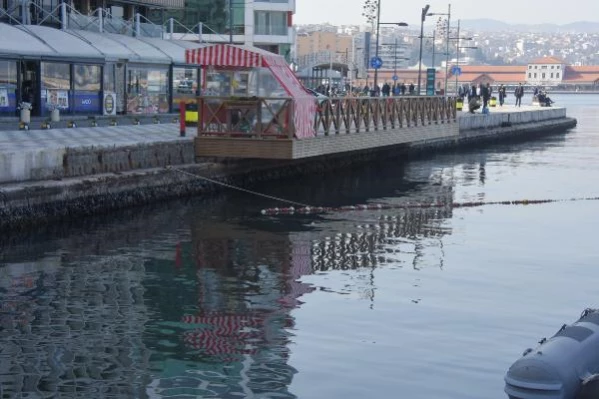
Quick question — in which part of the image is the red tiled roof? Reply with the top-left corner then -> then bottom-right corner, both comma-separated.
447,66 -> 527,84
531,56 -> 565,64
563,66 -> 599,83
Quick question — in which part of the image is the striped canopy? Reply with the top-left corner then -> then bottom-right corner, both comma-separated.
186,44 -> 316,139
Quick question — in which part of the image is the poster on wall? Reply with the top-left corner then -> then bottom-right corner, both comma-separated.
103,91 -> 116,115
57,90 -> 69,109
0,89 -> 8,108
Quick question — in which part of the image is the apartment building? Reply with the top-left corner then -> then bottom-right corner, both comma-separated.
158,0 -> 295,57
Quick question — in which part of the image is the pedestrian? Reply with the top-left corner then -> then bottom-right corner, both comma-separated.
409,82 -> 415,95
401,82 -> 407,95
498,84 -> 506,106
481,82 -> 491,110
382,82 -> 391,97
514,83 -> 524,107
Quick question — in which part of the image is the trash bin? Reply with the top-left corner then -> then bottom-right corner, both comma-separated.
51,108 -> 60,122
20,109 -> 31,124
490,97 -> 497,107
456,99 -> 463,111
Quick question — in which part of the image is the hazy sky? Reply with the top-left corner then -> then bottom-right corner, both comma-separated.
294,0 -> 598,26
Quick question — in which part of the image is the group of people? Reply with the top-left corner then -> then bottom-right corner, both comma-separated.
362,82 -> 416,97
459,82 -> 554,114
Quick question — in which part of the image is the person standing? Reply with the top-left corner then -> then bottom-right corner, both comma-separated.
498,84 -> 506,106
481,82 -> 491,110
514,83 -> 524,107
382,82 -> 391,97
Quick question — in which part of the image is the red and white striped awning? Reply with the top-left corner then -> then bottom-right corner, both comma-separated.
185,44 -> 266,68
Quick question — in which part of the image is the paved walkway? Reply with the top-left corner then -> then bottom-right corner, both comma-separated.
0,124 -> 196,154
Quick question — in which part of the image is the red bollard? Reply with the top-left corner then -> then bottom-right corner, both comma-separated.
179,100 -> 186,137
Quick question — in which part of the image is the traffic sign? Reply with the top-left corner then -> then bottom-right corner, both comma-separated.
451,65 -> 462,76
370,56 -> 383,70
392,75 -> 399,81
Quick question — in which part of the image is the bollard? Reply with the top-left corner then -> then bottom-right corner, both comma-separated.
179,100 -> 186,137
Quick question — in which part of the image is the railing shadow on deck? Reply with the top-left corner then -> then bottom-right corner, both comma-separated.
197,96 -> 457,139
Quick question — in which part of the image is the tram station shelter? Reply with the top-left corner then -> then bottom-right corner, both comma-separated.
185,44 -> 316,138
0,22 -> 204,118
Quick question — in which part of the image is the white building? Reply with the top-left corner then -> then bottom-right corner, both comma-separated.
526,56 -> 565,86
173,0 -> 296,58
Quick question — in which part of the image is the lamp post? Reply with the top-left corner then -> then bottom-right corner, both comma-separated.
451,19 -> 475,94
228,0 -> 233,44
427,5 -> 451,94
417,4 -> 430,96
363,0 -> 407,96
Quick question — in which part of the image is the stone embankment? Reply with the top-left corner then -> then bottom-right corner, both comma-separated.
0,107 -> 577,231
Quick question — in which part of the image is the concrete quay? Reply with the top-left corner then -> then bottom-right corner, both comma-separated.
0,106 -> 576,231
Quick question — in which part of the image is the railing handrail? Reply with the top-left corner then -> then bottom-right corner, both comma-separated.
197,95 -> 457,139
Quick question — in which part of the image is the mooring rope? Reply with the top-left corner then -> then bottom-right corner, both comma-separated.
166,165 -> 314,208
166,166 -> 599,216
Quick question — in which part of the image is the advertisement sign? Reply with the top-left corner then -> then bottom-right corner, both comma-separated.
103,92 -> 116,115
73,92 -> 101,113
426,68 -> 436,96
0,89 -> 8,107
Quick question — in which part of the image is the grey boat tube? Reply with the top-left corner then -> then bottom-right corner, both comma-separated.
504,308 -> 599,399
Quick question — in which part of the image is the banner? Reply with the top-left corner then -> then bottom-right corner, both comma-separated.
103,92 -> 116,115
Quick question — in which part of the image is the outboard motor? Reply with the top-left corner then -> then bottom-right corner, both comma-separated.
504,309 -> 599,399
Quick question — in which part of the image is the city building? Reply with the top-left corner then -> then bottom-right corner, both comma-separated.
158,0 -> 296,57
526,56 -> 564,86
296,31 -> 352,59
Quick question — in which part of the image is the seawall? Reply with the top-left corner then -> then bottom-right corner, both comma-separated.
0,107 -> 577,231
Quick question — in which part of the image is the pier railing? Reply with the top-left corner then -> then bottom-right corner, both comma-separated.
197,96 -> 457,139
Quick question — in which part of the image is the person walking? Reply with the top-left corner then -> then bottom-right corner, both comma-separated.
382,82 -> 391,97
514,83 -> 524,107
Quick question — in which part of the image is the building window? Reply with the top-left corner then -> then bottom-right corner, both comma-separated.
528,72 -> 532,78
126,66 -> 169,114
557,65 -> 560,69
542,73 -> 546,79
551,65 -> 555,69
172,67 -> 198,112
534,65 -> 538,69
550,73 -> 554,78
541,65 -> 547,69
0,60 -> 17,114
528,65 -> 532,69
254,10 -> 288,35
534,73 -> 537,78
556,72 -> 560,78
41,62 -> 71,115
73,64 -> 101,114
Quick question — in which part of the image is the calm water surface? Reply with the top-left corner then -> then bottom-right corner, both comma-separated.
1,94 -> 599,398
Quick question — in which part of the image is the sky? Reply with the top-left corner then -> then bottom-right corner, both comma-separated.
294,0 -> 598,26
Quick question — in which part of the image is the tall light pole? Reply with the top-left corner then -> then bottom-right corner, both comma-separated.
444,4 -> 451,95
417,4 -> 430,96
228,0 -> 233,43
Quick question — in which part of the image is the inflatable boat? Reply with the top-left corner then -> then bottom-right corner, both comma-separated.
504,308 -> 599,399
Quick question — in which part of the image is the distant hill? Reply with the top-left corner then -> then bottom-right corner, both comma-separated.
459,19 -> 599,33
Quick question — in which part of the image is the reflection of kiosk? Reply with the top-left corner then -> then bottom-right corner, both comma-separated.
185,44 -> 316,139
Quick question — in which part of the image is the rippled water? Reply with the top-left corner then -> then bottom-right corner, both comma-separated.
1,95 -> 598,398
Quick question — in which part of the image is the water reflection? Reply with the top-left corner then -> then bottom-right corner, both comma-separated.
0,125 -> 574,398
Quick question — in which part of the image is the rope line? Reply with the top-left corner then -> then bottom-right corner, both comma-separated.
165,166 -> 599,216
166,165 -> 314,208
259,196 -> 599,215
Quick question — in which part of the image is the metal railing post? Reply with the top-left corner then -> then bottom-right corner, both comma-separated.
60,1 -> 67,29
98,7 -> 103,33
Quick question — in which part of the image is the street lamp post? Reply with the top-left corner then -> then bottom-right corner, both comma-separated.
444,4 -> 451,95
417,4 -> 430,96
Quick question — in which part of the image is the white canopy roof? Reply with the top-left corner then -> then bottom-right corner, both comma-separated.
0,22 -> 200,65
